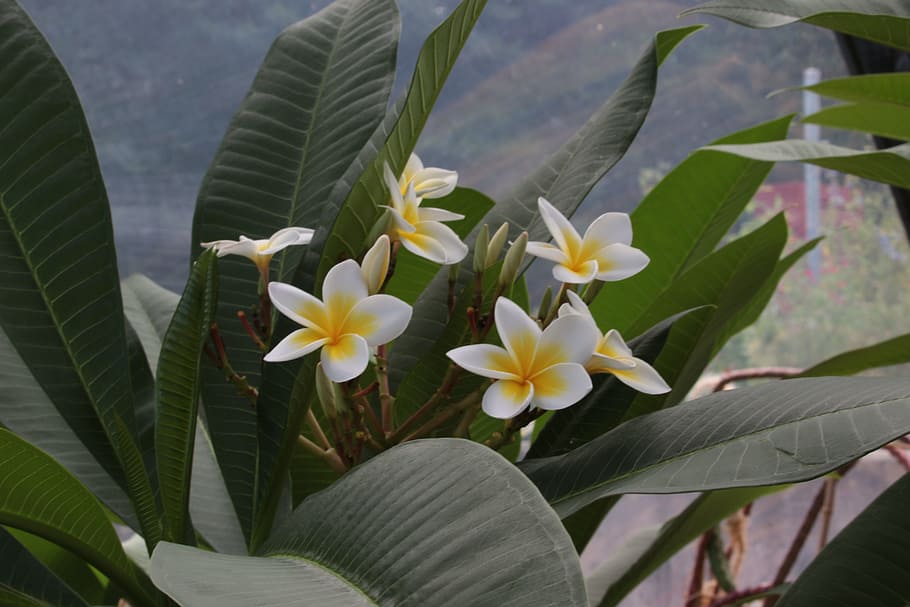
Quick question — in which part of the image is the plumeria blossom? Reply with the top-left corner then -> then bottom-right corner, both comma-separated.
399,153 -> 458,199
526,197 -> 649,284
201,226 -> 314,273
264,259 -> 412,382
447,297 -> 597,419
559,291 -> 670,394
360,234 -> 390,294
383,163 -> 468,265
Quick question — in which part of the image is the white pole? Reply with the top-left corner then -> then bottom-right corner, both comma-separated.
803,67 -> 822,279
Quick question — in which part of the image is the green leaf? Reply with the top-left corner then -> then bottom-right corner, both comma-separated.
151,439 -> 586,606
786,73 -> 910,107
121,275 -> 180,375
520,376 -> 910,518
155,251 -> 218,544
588,115 -> 792,333
683,0 -> 910,52
803,102 -> 910,141
190,0 -> 400,543
705,140 -> 910,189
0,429 -> 159,607
0,528 -> 91,607
797,332 -> 910,377
588,486 -> 784,607
777,474 -> 910,607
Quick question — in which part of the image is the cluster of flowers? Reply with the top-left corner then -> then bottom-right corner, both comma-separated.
202,154 -> 669,421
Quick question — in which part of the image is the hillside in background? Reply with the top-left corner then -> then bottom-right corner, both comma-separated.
18,0 -> 846,290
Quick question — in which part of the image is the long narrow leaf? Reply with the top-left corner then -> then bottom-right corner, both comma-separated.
803,102 -> 910,141
0,528 -> 90,607
797,332 -> 910,377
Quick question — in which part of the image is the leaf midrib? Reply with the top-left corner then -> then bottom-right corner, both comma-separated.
265,552 -> 380,606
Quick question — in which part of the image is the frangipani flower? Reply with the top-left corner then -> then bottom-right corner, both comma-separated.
264,259 -> 412,382
447,297 -> 597,419
526,197 -> 649,284
361,235 -> 390,294
383,163 -> 468,265
201,226 -> 314,273
559,291 -> 670,395
399,153 -> 458,199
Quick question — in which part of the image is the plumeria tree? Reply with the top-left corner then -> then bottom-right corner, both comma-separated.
2,1 -> 910,607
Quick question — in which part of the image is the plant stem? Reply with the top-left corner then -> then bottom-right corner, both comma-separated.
817,476 -> 838,551
685,531 -> 710,607
390,364 -> 463,442
208,323 -> 259,405
305,408 -> 331,451
708,583 -> 783,607
375,344 -> 394,435
295,435 -> 347,475
885,442 -> 910,470
542,283 -> 568,326
454,406 -> 479,438
711,367 -> 802,392
398,389 -> 484,443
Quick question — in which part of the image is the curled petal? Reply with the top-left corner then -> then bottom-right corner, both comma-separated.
561,290 -> 594,320
321,333 -> 370,382
537,313 -> 599,369
526,241 -> 570,264
263,328 -> 328,363
260,226 -> 314,255
386,207 -> 417,233
417,206 -> 464,223
596,357 -> 671,395
322,259 -> 369,314
598,329 -> 634,359
587,353 -> 636,372
447,344 -> 521,381
402,153 -> 424,185
412,167 -> 458,198
398,228 -> 450,264
383,162 -> 405,211
553,260 -> 599,284
482,380 -> 534,419
361,235 -> 390,294
582,212 -> 632,248
494,297 -> 540,374
593,243 -> 650,282
268,282 -> 328,329
208,237 -> 260,261
530,362 -> 592,411
537,197 -> 581,256
400,221 -> 468,264
343,294 -> 412,346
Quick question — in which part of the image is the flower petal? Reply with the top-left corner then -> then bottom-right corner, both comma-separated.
538,197 -> 581,256
536,313 -> 599,370
398,228 -> 449,264
562,290 -> 593,320
402,153 -> 424,185
583,212 -> 632,247
268,282 -> 328,329
494,297 -> 540,374
384,162 -> 405,211
587,353 -> 636,372
603,357 -> 671,395
530,362 -> 592,411
386,206 -> 417,233
263,328 -> 329,363
322,259 -> 368,320
482,380 -> 534,419
447,344 -> 521,381
208,238 -> 260,261
412,167 -> 458,198
526,241 -> 569,264
417,206 -> 464,223
553,260 -> 598,284
598,329 -> 634,359
343,294 -> 412,346
260,226 -> 314,255
593,243 -> 650,282
321,333 -> 370,383
361,235 -> 390,294
401,221 -> 468,264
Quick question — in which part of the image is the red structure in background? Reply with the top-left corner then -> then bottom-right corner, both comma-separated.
753,181 -> 861,239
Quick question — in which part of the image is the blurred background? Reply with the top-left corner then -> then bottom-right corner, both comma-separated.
18,1 -> 909,604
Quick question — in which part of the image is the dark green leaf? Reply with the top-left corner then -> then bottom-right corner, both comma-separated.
803,102 -> 910,141
0,528 -> 91,607
151,439 -> 586,606
797,332 -> 910,377
785,73 -> 910,107
683,1 -> 910,52
521,376 -> 910,518
777,474 -> 910,607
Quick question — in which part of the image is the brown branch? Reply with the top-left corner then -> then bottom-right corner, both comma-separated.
685,532 -> 711,607
708,583 -> 784,607
885,443 -> 910,470
712,367 -> 802,392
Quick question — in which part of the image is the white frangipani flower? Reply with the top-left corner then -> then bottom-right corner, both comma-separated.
201,226 -> 314,272
526,197 -> 649,284
559,291 -> 670,395
447,297 -> 597,419
264,259 -> 412,382
360,235 -> 390,295
399,153 -> 458,199
384,163 -> 468,265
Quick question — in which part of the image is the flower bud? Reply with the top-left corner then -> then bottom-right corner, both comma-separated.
473,224 -> 489,273
361,234 -> 390,294
537,286 -> 553,320
498,231 -> 527,289
486,222 -> 509,266
366,208 -> 392,244
448,261 -> 461,283
315,363 -> 339,419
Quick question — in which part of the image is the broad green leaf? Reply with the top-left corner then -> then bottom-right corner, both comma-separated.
0,528 -> 91,607
520,376 -> 910,518
683,1 -> 910,53
0,429 -> 159,607
786,73 -> 910,107
392,27 -> 700,386
776,474 -> 910,607
588,115 -> 792,333
155,251 -> 218,545
588,486 -> 784,607
121,275 -> 180,375
803,102 -> 910,141
797,332 -> 910,377
705,140 -> 910,189
0,0 -> 158,542
0,586 -> 57,607
190,0 -> 400,543
152,440 -> 586,606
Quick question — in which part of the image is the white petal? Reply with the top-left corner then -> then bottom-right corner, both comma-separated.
268,282 -> 328,329
537,313 -> 599,369
583,212 -> 632,247
530,363 -> 592,410
398,227 -> 449,264
605,358 -> 671,395
263,328 -> 329,362
594,243 -> 650,282
553,260 -> 598,284
588,353 -> 636,372
260,227 -> 314,255
563,290 -> 593,319
321,334 -> 370,382
412,168 -> 458,198
526,241 -> 569,264
537,197 -> 581,256
361,235 -> 390,294
343,294 -> 412,346
402,153 -> 424,184
417,206 -> 464,223
494,297 -> 541,374
322,259 -> 368,314
482,380 -> 534,419
447,344 -> 521,381
416,221 -> 468,264
386,207 -> 417,233
383,163 -> 405,211
599,329 -> 634,358
210,238 -> 260,261
200,238 -> 238,252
